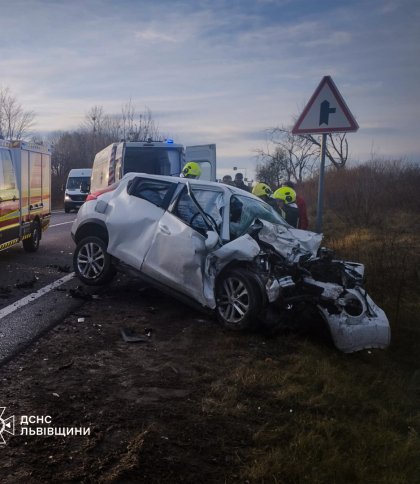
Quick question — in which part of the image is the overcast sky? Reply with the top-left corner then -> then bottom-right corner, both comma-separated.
1,0 -> 419,177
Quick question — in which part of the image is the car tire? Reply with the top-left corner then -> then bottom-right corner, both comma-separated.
215,268 -> 262,331
64,204 -> 71,213
73,236 -> 115,286
23,221 -> 41,252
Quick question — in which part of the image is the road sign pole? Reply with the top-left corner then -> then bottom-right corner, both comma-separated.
291,76 -> 359,233
316,133 -> 327,233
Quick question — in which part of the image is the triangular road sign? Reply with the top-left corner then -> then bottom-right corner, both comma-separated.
292,76 -> 359,134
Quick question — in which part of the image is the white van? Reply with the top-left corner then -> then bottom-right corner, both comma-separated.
64,168 -> 92,213
90,140 -> 216,194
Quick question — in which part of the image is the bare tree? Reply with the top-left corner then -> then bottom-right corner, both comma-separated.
121,100 -> 160,141
0,86 -> 35,140
301,132 -> 348,169
255,127 -> 318,185
255,147 -> 289,188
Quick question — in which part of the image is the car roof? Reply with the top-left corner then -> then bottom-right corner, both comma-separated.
122,172 -> 258,199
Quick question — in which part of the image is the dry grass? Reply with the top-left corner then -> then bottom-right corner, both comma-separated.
198,161 -> 420,482
201,336 -> 420,483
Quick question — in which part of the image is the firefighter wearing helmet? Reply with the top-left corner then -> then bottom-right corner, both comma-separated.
182,161 -> 202,179
273,186 -> 299,228
252,182 -> 272,199
252,182 -> 278,209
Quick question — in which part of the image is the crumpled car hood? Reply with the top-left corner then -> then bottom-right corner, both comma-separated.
258,220 -> 323,262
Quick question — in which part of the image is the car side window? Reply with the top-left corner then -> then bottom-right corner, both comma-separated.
128,178 -> 176,209
173,187 -> 224,231
230,194 -> 287,239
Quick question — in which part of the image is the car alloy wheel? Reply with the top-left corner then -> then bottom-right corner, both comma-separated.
73,236 -> 115,285
216,268 -> 261,330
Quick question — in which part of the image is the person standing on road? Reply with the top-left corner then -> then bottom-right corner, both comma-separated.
282,181 -> 309,230
273,186 -> 299,228
222,174 -> 234,186
233,172 -> 251,192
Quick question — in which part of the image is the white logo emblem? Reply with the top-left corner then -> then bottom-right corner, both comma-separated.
0,407 -> 15,445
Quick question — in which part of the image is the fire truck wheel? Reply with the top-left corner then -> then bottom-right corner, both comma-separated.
23,221 -> 41,252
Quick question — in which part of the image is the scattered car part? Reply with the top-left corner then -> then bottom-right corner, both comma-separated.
120,328 -> 149,343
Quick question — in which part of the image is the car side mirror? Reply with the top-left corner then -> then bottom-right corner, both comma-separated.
205,230 -> 219,251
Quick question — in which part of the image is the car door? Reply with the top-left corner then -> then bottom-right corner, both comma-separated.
106,177 -> 178,270
141,185 -> 225,305
185,144 -> 216,181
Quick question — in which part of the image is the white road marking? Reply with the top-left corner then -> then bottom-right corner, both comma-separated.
0,273 -> 75,321
50,221 -> 75,227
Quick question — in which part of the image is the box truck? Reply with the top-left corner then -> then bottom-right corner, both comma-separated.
0,140 -> 51,252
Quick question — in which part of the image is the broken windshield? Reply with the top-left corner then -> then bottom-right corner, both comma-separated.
229,194 -> 288,239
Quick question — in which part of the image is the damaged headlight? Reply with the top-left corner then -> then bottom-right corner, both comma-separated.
338,292 -> 364,317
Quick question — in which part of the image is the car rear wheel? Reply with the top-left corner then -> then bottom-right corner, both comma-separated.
23,221 -> 41,252
73,236 -> 115,285
216,268 -> 262,330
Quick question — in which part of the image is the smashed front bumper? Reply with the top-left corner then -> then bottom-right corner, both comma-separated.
265,275 -> 391,353
317,287 -> 391,353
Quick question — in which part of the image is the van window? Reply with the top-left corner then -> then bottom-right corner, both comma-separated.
67,176 -> 90,190
123,147 -> 181,176
0,150 -> 16,191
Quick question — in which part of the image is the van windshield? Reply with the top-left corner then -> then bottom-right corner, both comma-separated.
67,177 -> 90,190
123,147 -> 182,176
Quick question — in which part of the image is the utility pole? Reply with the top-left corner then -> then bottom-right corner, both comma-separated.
92,115 -> 97,161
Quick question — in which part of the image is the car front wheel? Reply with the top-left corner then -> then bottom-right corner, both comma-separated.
73,236 -> 115,285
215,268 -> 262,330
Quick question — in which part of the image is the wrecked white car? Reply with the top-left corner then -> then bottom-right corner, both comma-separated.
71,173 -> 390,353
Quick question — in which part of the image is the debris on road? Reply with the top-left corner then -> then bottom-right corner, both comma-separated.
48,264 -> 72,273
15,276 -> 38,289
57,360 -> 74,371
0,286 -> 12,298
69,286 -> 92,301
120,328 -> 149,343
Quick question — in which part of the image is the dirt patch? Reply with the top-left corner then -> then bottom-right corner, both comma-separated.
1,279 -> 302,483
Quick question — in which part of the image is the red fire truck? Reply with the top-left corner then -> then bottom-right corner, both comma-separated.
0,139 -> 51,252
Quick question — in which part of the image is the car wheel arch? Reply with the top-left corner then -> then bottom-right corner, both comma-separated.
215,263 -> 267,303
75,220 -> 109,245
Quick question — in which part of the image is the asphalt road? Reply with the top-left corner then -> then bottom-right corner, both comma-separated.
0,211 -> 94,365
